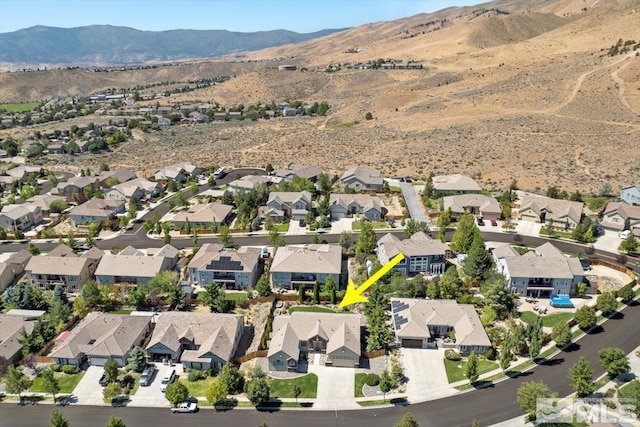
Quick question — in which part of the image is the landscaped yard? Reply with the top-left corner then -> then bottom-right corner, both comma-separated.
352,221 -> 389,230
184,377 -> 216,397
520,311 -> 574,328
273,223 -> 290,232
0,102 -> 39,113
30,372 -> 84,393
267,373 -> 318,398
108,309 -> 133,315
444,359 -> 499,383
225,292 -> 248,305
354,373 -> 367,397
288,305 -> 335,314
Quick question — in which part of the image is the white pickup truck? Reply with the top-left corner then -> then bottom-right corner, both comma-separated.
170,402 -> 198,413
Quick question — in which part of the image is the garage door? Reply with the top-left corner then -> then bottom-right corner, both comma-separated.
90,357 -> 109,366
402,339 -> 423,348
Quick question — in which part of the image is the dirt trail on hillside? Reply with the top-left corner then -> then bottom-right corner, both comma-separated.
611,59 -> 638,116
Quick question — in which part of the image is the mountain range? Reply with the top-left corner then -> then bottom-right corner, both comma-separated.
0,25 -> 346,65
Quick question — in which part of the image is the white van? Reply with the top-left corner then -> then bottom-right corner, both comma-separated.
620,230 -> 631,239
160,368 -> 176,392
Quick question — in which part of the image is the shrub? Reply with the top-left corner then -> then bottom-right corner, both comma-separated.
484,347 -> 496,361
187,369 -> 205,382
364,373 -> 380,386
605,387 -> 616,398
50,364 -> 62,372
445,349 -> 462,361
62,365 -> 79,374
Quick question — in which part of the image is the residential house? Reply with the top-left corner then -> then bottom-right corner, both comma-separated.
188,243 -> 260,289
270,244 -> 342,290
50,312 -> 151,367
97,169 -> 137,187
26,194 -> 67,217
601,202 -> 640,232
0,310 -> 46,363
189,111 -> 210,123
227,175 -> 274,194
329,194 -> 385,220
377,232 -> 447,276
6,165 -> 44,183
620,185 -> 640,205
494,242 -> 585,297
339,167 -> 383,191
274,164 -> 323,183
443,194 -> 502,220
104,177 -> 162,202
0,250 -> 31,292
268,312 -> 361,371
68,199 -> 125,226
95,245 -> 178,285
52,176 -> 99,199
265,191 -> 312,222
155,162 -> 201,182
516,193 -> 584,230
431,174 -> 482,196
25,245 -> 103,290
390,298 -> 491,355
0,204 -> 42,232
146,312 -> 243,371
172,202 -> 233,229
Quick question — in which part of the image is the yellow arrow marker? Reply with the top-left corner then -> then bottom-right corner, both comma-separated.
339,253 -> 405,308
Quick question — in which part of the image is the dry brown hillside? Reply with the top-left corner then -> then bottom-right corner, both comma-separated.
1,0 -> 639,194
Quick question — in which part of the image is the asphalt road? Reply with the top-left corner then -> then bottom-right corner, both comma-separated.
1,298 -> 639,427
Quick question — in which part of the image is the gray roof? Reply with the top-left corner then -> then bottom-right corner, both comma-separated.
501,242 -> 584,279
267,191 -> 312,207
0,204 -> 40,220
188,243 -> 260,273
107,178 -> 159,198
50,312 -> 150,360
377,232 -> 446,257
432,174 -> 481,192
603,202 -> 640,221
340,167 -> 383,187
518,193 -> 584,224
270,244 -> 342,275
26,245 -> 103,276
269,312 -> 361,358
275,164 -> 322,180
26,194 -> 67,211
95,244 -> 177,280
390,298 -> 490,348
147,312 -> 242,362
491,244 -> 520,260
69,198 -> 124,218
330,194 -> 383,213
98,168 -> 137,184
443,194 -> 502,215
0,314 -> 39,360
172,203 -> 232,224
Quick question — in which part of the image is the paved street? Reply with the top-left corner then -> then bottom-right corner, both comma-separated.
399,182 -> 428,223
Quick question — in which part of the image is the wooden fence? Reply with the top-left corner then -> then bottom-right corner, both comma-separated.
362,349 -> 386,359
233,350 -> 268,364
589,259 -> 636,283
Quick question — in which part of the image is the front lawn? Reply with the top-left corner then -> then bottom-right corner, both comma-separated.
355,373 -> 367,397
108,309 -> 133,315
520,311 -> 574,328
30,372 -> 84,393
444,359 -> 499,383
225,292 -> 248,306
288,305 -> 335,314
183,377 -> 216,397
273,223 -> 290,232
267,373 -> 317,398
352,221 -> 389,230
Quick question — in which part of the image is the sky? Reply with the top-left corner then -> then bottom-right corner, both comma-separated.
0,0 -> 484,34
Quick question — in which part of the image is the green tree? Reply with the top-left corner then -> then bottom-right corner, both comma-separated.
128,286 -> 147,308
529,315 -> 543,359
105,416 -> 126,427
465,351 -> 479,385
103,382 -> 122,403
323,275 -> 337,304
166,284 -> 186,310
81,280 -> 102,308
5,365 -> 31,403
49,408 -> 70,427
617,284 -> 635,303
127,346 -> 146,372
598,347 -> 630,378
379,369 -> 393,401
619,233 -> 638,254
268,228 -> 285,249
394,412 -> 420,427
568,357 -> 595,397
298,285 -> 307,303
500,335 -> 513,372
42,369 -> 61,402
404,220 -> 429,237
552,321 -> 571,348
73,295 -> 88,318
618,380 -> 640,415
574,305 -> 597,330
355,221 -> 376,254
147,270 -> 179,292
205,377 -> 228,406
576,282 -> 587,298
366,305 -> 392,351
423,173 -> 434,199
201,282 -> 234,313
104,358 -> 118,383
218,363 -> 244,394
255,274 -> 272,297
0,226 -> 6,240
516,380 -> 555,417
313,281 -> 321,304
165,380 -> 189,406
219,225 -> 232,247
450,213 -> 480,253
391,362 -> 404,385
293,384 -> 302,402
27,242 -> 41,255
439,266 -> 463,300
484,274 -> 515,320
463,245 -> 494,283
246,378 -> 270,406
597,291 -> 618,316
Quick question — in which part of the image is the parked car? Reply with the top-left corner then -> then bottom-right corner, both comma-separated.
490,219 -> 498,226
261,247 -> 270,259
99,373 -> 108,387
171,402 -> 198,413
139,365 -> 156,387
477,217 -> 484,226
160,368 -> 176,392
619,230 -> 631,239
299,219 -> 306,227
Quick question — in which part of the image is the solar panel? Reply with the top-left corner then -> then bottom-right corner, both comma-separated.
205,256 -> 243,271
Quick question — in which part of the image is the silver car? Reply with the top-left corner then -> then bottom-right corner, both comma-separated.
139,366 -> 156,387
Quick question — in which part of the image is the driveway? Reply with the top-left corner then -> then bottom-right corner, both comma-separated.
74,366 -> 107,405
400,347 -> 451,401
329,218 -> 354,234
128,363 -> 180,408
307,353 -> 358,409
286,220 -> 305,236
594,229 -> 622,252
515,220 -> 542,237
399,182 -> 428,223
